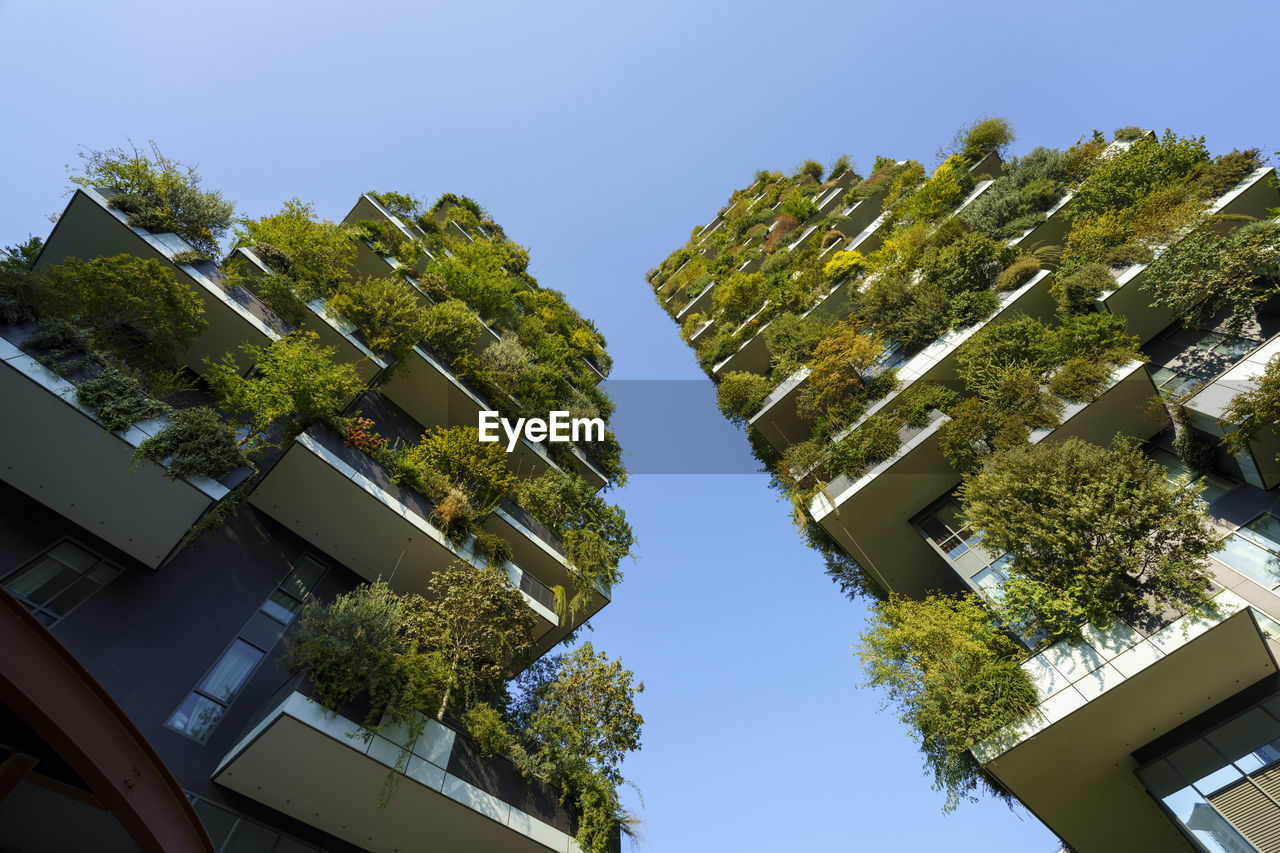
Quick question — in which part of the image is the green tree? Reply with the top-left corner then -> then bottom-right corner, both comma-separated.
716,371 -> 774,424
416,561 -> 536,721
1144,218 -> 1280,334
797,323 -> 889,424
206,331 -> 364,453
236,198 -> 356,305
34,255 -> 207,369
69,141 -> 234,258
0,236 -> 42,323
514,643 -> 644,853
1223,352 -> 1280,458
958,438 -> 1220,642
329,276 -> 428,363
858,593 -> 1036,812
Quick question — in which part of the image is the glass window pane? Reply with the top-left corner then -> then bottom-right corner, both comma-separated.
1197,474 -> 1235,505
1169,740 -> 1233,789
167,693 -> 225,741
1214,535 -> 1280,589
1138,759 -> 1185,799
45,575 -> 103,617
192,799 -> 239,849
48,541 -> 98,572
1240,515 -> 1280,552
282,556 -> 325,599
221,818 -> 279,853
198,640 -> 264,703
4,556 -> 79,604
261,590 -> 301,624
1213,336 -> 1256,360
1151,449 -> 1193,481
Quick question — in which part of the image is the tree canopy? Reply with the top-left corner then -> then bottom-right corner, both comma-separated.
958,437 -> 1219,642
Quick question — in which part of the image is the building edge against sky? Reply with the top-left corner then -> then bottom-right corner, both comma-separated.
647,122 -> 1280,852
0,155 -> 639,853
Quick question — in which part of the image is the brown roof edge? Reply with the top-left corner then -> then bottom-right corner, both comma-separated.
0,587 -> 214,852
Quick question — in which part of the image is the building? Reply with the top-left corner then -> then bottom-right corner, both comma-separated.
648,126 -> 1280,852
0,164 -> 634,852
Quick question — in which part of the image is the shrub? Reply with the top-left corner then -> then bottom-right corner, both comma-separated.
421,298 -> 483,366
135,406 -> 246,481
762,215 -> 799,253
994,256 -> 1041,292
33,255 -> 207,369
827,415 -> 901,479
0,237 -> 41,324
765,312 -> 833,381
949,289 -> 1000,329
472,529 -> 514,568
1113,126 -> 1147,142
1143,217 -> 1280,334
956,117 -> 1015,164
406,426 -> 515,520
858,592 -> 1036,812
1054,262 -> 1113,316
797,324 -> 888,424
69,142 -> 234,258
797,160 -> 824,183
823,250 -> 867,282
716,371 -> 774,424
236,199 -> 355,301
464,702 -> 513,759
829,155 -> 854,180
959,438 -> 1219,643
75,363 -> 170,432
329,276 -> 427,363
780,191 -> 818,223
711,272 -> 766,325
206,332 -> 364,452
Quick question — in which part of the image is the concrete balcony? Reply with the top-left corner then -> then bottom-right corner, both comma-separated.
809,361 -> 1163,597
378,346 -> 608,491
246,423 -> 566,645
0,334 -> 248,569
751,269 -> 1057,455
37,188 -> 283,376
215,677 -> 596,853
974,594 -> 1277,853
1100,167 -> 1279,346
1184,334 -> 1280,490
231,247 -> 388,385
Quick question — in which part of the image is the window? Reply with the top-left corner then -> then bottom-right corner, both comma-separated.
1214,513 -> 1280,592
2,540 -> 120,625
917,499 -> 980,559
167,555 -> 327,743
1149,448 -> 1237,505
188,794 -> 321,853
260,554 -> 326,625
1137,689 -> 1280,853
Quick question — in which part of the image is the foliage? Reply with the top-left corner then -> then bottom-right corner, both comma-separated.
1060,130 -> 1235,274
288,563 -> 534,728
711,272 -> 766,326
236,199 -> 355,304
716,371 -> 774,424
69,142 -> 233,258
135,405 -> 247,481
858,593 -> 1036,812
0,237 -> 42,323
1143,217 -> 1280,334
206,331 -> 363,453
994,256 -> 1041,292
1223,353 -> 1280,457
464,702 -> 513,759
961,146 -> 1083,240
796,160 -> 825,183
75,362 -> 170,432
889,156 -> 974,229
514,468 -> 635,606
512,643 -> 643,853
329,276 -> 427,363
405,426 -> 516,530
421,298 -> 483,366
1053,262 -> 1113,315
765,312 -> 834,381
959,438 -> 1219,643
829,155 -> 854,180
33,255 -> 207,369
797,323 -> 889,424
823,250 -> 867,282
951,117 -> 1016,165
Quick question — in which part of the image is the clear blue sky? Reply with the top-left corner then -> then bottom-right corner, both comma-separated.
3,1 -> 1278,849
